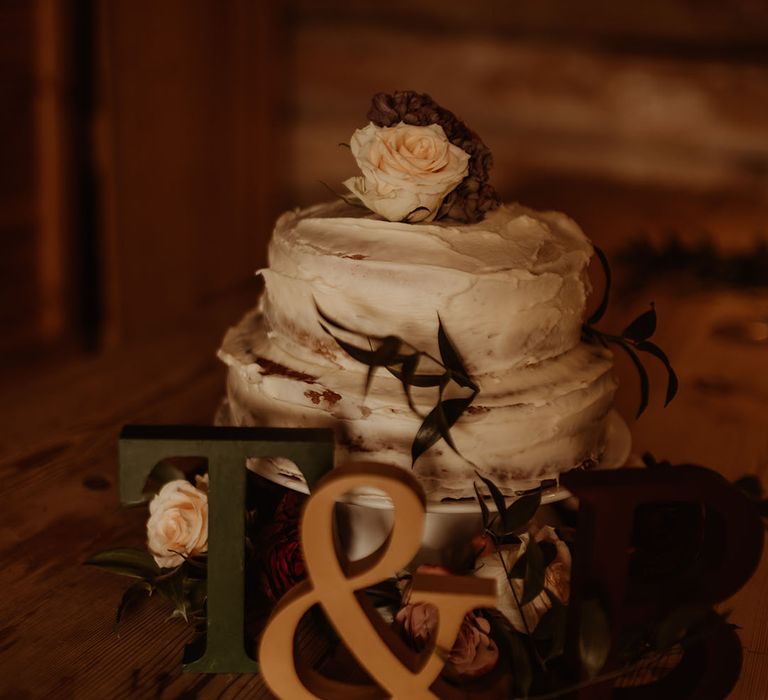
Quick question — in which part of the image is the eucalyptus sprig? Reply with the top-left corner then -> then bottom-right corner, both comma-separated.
583,246 -> 679,418
316,304 -> 479,466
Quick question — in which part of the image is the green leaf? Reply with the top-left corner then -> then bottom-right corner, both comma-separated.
85,548 -> 161,580
622,302 -> 657,341
146,460 -> 185,489
533,595 -> 567,648
612,339 -> 650,418
586,245 -> 611,326
315,302 -> 362,335
437,315 -> 475,390
487,612 -> 532,697
636,339 -> 679,406
520,538 -> 545,605
503,491 -> 542,532
508,549 -> 528,580
182,554 -> 208,573
411,395 -> 474,465
386,364 -> 446,388
655,604 -> 710,651
473,480 -> 491,530
531,591 -> 567,644
184,576 -> 208,614
434,399 -> 460,453
321,329 -> 407,371
395,353 -> 420,413
362,336 -> 403,395
475,473 -> 508,525
539,540 -> 558,568
579,598 -> 611,678
156,568 -> 189,622
732,475 -> 763,500
508,630 -> 533,697
115,580 -> 153,629
321,330 -> 378,364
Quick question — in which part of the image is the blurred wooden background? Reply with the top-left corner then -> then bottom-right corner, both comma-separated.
2,5 -> 768,698
2,0 -> 768,367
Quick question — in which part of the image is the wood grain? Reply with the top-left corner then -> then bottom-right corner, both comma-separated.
0,285 -> 276,699
96,0 -> 289,348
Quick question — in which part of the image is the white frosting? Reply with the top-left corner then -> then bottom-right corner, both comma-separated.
218,201 -> 616,500
220,311 -> 615,499
261,201 -> 593,375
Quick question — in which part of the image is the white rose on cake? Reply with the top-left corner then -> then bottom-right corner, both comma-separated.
146,479 -> 209,568
343,122 -> 470,222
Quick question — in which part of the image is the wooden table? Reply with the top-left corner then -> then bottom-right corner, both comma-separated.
1,280 -> 766,699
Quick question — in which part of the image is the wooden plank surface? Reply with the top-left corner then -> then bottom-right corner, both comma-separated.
0,284 -> 275,699
96,0 -> 289,349
1,216 -> 767,698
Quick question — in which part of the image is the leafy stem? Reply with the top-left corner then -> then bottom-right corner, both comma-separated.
316,303 -> 479,466
474,476 -> 547,671
583,246 -> 678,418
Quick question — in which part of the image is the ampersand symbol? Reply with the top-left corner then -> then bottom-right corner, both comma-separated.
258,463 -> 497,699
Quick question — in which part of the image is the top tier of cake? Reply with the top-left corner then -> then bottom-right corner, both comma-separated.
261,200 -> 594,377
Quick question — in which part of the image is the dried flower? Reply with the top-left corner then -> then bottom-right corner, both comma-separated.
367,91 -> 500,223
259,491 -> 307,602
395,564 -> 499,678
447,612 -> 499,678
395,604 -> 499,677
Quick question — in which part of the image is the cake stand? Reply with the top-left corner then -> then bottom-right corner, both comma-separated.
224,406 -> 631,566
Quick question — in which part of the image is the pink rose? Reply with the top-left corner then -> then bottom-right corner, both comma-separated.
395,601 -> 439,651
395,564 -> 498,678
448,613 -> 499,677
395,605 -> 499,678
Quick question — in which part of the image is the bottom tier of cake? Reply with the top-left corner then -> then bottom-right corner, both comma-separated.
217,307 -> 618,500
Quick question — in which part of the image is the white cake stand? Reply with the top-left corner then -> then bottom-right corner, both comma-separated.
244,409 -> 631,565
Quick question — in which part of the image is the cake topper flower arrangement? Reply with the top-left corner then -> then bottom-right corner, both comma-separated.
343,91 -> 500,223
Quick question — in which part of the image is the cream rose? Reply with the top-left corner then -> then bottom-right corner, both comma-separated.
476,526 -> 571,634
343,122 -> 470,222
146,480 -> 209,568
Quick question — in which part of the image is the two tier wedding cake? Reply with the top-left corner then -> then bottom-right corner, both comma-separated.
217,91 -> 617,500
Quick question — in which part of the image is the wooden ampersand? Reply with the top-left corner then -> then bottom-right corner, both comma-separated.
258,463 -> 497,700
